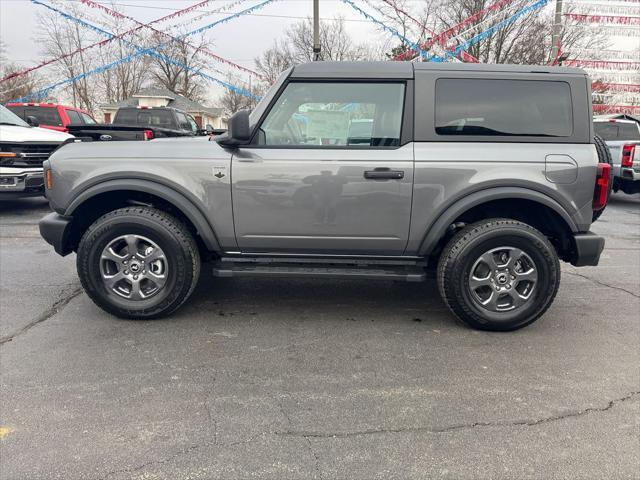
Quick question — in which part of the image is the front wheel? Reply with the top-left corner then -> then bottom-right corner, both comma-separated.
77,207 -> 201,319
437,219 -> 560,331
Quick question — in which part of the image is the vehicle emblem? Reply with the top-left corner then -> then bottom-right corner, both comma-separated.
213,166 -> 226,179
100,134 -> 113,141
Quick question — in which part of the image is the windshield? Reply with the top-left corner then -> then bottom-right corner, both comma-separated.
0,105 -> 29,127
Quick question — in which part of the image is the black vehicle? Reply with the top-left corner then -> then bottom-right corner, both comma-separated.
67,107 -> 215,141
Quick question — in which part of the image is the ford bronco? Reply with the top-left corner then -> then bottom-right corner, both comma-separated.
39,62 -> 608,331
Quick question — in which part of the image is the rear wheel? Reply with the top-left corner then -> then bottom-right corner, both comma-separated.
77,207 -> 200,319
437,219 -> 560,331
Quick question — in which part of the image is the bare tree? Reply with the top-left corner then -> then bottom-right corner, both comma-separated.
286,17 -> 376,63
254,39 -> 295,85
36,4 -> 150,114
219,75 -> 262,116
0,41 -> 44,103
149,32 -> 212,101
435,0 -> 609,64
253,16 -> 381,92
97,13 -> 151,104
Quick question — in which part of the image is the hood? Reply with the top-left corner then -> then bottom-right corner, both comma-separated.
0,124 -> 74,143
50,135 -> 231,162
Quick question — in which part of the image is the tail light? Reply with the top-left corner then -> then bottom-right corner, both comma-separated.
593,162 -> 611,211
621,144 -> 636,168
143,129 -> 154,141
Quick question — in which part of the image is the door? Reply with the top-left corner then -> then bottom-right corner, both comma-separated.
231,81 -> 414,255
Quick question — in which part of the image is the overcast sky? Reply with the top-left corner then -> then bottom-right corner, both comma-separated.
1,0 -> 385,68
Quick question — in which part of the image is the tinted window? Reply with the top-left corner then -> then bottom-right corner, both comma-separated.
80,113 -> 96,124
175,112 -> 191,131
594,122 -> 640,141
435,79 -> 573,137
258,82 -> 405,147
5,105 -> 26,119
24,107 -> 62,126
115,109 -> 176,129
186,115 -> 199,132
65,109 -> 82,124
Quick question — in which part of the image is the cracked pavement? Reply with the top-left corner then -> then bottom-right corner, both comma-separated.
1,194 -> 639,479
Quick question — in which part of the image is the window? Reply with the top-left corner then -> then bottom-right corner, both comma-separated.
186,115 -> 199,132
257,82 -> 405,147
435,79 -> 573,138
80,113 -> 96,124
594,122 -> 640,141
115,109 -> 176,129
65,109 -> 82,124
24,107 -> 62,126
5,106 -> 26,120
175,112 -> 192,131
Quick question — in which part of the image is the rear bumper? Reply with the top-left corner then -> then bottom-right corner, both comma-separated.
39,212 -> 73,256
571,232 -> 605,267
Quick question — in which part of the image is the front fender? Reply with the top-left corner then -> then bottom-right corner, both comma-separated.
65,179 -> 221,252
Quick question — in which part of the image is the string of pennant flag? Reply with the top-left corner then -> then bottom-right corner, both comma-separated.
73,0 -> 262,78
12,0 -> 278,102
0,0 -> 258,84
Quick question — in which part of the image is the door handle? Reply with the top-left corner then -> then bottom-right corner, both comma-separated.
364,168 -> 404,180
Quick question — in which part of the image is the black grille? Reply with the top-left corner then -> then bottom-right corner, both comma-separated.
0,143 -> 60,167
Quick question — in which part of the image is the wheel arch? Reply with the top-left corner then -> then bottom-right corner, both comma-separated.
419,187 -> 578,259
65,179 -> 220,253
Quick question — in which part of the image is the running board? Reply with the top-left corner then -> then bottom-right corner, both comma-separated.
212,261 -> 426,282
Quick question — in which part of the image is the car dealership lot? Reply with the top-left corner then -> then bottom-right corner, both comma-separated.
1,196 -> 639,479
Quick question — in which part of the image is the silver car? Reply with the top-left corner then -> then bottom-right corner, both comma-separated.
40,62 -> 608,331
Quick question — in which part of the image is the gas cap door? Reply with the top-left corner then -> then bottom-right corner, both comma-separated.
545,154 -> 578,184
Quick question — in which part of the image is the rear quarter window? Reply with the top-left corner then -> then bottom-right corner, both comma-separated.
23,107 -> 63,126
65,109 -> 82,124
435,79 -> 573,138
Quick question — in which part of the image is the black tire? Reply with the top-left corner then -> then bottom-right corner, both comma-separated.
437,219 -> 560,331
592,134 -> 613,222
77,207 -> 201,319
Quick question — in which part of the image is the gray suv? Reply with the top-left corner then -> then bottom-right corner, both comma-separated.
39,62 -> 608,331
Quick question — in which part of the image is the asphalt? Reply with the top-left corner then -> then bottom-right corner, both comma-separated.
0,194 -> 638,480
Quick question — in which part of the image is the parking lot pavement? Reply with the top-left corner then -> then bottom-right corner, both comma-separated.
1,194 -> 638,480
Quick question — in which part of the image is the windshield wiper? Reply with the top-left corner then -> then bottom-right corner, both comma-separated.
0,122 -> 26,126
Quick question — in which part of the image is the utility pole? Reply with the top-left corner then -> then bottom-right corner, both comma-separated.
313,0 -> 321,61
551,0 -> 563,64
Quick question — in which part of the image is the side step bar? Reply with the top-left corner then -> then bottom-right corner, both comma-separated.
212,260 -> 427,282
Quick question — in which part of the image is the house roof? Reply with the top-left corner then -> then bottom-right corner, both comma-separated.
101,87 -> 223,117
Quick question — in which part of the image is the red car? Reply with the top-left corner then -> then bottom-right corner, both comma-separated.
5,102 -> 96,132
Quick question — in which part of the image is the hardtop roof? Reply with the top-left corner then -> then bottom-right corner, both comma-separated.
291,61 -> 587,79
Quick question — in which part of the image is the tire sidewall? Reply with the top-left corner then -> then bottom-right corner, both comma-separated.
78,212 -> 193,318
447,225 -> 559,330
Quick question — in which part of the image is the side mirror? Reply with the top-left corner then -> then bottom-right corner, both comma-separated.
217,110 -> 250,147
26,115 -> 40,127
205,124 -> 214,134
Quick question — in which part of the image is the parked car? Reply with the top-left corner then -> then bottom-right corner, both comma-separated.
40,62 -> 608,331
5,102 -> 96,132
65,106 -> 213,142
0,105 -> 73,198
593,117 -> 640,195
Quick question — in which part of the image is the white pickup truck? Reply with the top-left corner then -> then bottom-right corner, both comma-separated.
0,105 -> 73,198
593,117 -> 640,195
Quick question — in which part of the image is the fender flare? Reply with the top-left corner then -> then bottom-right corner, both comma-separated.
66,178 -> 221,252
418,187 -> 578,256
